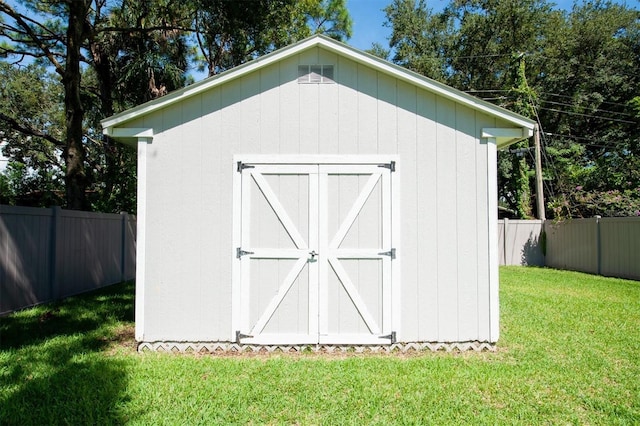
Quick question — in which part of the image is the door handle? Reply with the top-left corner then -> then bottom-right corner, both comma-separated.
308,250 -> 318,262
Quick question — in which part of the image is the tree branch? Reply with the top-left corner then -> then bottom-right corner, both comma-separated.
0,112 -> 65,148
97,24 -> 194,34
0,0 -> 65,75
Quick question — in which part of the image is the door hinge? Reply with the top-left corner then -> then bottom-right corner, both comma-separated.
237,161 -> 255,172
378,161 -> 395,172
236,330 -> 254,343
236,247 -> 254,258
378,248 -> 396,259
379,331 -> 396,344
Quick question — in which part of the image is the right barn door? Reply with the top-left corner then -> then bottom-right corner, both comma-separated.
319,164 -> 394,345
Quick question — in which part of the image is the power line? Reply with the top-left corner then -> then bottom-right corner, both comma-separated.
538,107 -> 636,124
538,92 -> 633,109
541,99 -> 635,117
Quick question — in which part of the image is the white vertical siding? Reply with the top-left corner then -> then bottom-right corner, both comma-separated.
414,89 -> 439,341
455,104 -> 478,341
201,86 -> 226,339
396,81 -> 419,341
434,97 -> 458,341
356,64 -> 378,154
140,47 -> 510,343
336,56 -> 358,154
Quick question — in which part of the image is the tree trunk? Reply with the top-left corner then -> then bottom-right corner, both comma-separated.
63,0 -> 91,210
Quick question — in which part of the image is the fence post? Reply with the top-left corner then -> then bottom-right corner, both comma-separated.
503,218 -> 509,265
49,206 -> 61,300
595,215 -> 602,275
120,212 -> 127,283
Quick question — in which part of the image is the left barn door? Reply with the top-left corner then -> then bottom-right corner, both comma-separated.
236,164 -> 319,345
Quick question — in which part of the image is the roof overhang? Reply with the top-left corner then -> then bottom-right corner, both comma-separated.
482,127 -> 534,149
102,34 -> 535,147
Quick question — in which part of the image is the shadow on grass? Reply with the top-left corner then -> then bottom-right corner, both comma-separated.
0,282 -> 135,425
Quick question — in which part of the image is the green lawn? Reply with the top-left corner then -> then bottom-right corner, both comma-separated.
1,267 -> 638,425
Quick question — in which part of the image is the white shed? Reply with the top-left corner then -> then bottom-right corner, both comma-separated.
102,35 -> 534,351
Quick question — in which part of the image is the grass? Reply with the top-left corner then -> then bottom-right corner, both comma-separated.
1,267 -> 638,425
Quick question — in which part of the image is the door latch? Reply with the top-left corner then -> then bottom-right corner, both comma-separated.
308,250 -> 318,263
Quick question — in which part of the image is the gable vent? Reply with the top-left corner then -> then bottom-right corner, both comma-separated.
298,65 -> 334,84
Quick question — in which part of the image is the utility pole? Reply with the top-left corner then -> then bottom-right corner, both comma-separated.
534,123 -> 545,220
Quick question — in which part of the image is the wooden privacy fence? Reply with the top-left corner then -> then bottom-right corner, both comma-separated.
0,205 -> 136,315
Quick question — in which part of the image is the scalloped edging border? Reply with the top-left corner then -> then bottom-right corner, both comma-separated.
137,341 -> 496,353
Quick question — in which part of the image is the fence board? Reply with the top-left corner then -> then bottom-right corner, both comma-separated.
0,205 -> 136,315
599,217 -> 640,280
498,219 -> 544,266
545,219 -> 598,274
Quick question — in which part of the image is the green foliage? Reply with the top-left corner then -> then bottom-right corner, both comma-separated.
383,0 -> 640,218
1,0 -> 353,212
192,0 -> 352,76
1,269 -> 639,424
305,0 -> 353,40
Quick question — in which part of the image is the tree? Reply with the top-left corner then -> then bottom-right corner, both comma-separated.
1,0 -> 353,211
1,0 -> 94,209
192,0 -> 352,76
382,0 -> 640,218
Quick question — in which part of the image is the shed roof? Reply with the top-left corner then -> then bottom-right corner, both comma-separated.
102,34 -> 535,147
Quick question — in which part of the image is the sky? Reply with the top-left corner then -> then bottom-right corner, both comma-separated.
346,0 -> 638,52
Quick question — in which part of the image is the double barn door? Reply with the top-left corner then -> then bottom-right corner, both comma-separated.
234,159 -> 396,345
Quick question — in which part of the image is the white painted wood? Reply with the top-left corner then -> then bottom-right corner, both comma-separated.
486,137 -> 500,342
134,137 -> 150,341
381,165 -> 393,334
318,334 -> 394,345
336,56 -> 359,154
240,71 -> 261,153
356,64 -> 378,154
317,50 -> 339,154
308,172 -> 320,334
329,172 -> 381,249
239,165 -> 253,333
327,256 -> 381,334
435,97 -> 459,342
241,334 -> 319,345
475,113 -> 494,342
237,154 -> 398,164
102,35 -> 534,137
377,72 -> 398,154
279,55 -> 300,153
455,104 -> 479,341
234,157 -> 395,343
250,171 -> 308,249
231,158 -> 242,340
259,68 -> 280,153
318,171 -> 329,335
250,256 -> 308,334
